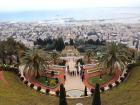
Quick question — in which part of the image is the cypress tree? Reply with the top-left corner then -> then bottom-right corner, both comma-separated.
92,83 -> 101,105
70,38 -> 74,45
59,84 -> 67,105
84,86 -> 88,96
55,38 -> 65,51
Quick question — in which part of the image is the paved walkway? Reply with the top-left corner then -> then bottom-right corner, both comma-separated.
65,73 -> 85,91
64,57 -> 85,91
67,89 -> 83,98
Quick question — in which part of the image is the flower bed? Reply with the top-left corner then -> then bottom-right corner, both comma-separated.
36,76 -> 59,88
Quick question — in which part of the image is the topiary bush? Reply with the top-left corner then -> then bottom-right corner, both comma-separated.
55,78 -> 59,84
14,68 -> 19,74
124,73 -> 128,78
37,86 -> 41,91
24,80 -> 28,84
108,84 -> 113,89
90,88 -> 94,95
17,73 -> 21,77
120,77 -> 124,82
20,77 -> 24,81
46,89 -> 50,95
51,71 -> 55,77
55,90 -> 60,96
100,87 -> 104,92
30,83 -> 34,88
115,81 -> 120,86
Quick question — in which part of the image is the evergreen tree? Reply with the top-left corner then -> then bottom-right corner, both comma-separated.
92,83 -> 101,105
99,42 -> 132,75
70,38 -> 74,45
59,84 -> 67,105
55,38 -> 65,51
84,86 -> 88,96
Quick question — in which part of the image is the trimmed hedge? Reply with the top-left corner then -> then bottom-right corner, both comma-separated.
20,77 -> 24,81
24,80 -> 28,84
37,86 -> 41,91
108,84 -> 113,89
17,73 -> 21,77
30,83 -> 34,88
100,87 -> 104,92
115,81 -> 120,86
120,77 -> 125,82
90,88 -> 94,94
55,78 -> 59,84
55,90 -> 60,96
46,89 -> 50,94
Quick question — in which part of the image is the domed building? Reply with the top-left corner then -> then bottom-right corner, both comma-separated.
61,45 -> 80,57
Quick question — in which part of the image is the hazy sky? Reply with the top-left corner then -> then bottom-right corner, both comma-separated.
0,0 -> 139,12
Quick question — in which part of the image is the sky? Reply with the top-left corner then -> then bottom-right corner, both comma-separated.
0,0 -> 139,12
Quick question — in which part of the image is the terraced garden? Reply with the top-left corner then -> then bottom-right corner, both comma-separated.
0,66 -> 140,105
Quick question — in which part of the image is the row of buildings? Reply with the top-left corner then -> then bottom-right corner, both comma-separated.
0,21 -> 140,49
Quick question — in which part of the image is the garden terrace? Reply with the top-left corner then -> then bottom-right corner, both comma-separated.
0,65 -> 140,105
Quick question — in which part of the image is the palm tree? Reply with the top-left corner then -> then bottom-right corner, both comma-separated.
85,50 -> 94,63
5,37 -> 17,65
22,48 -> 47,78
50,51 -> 60,64
15,42 -> 26,64
0,38 -> 26,66
99,42 -> 132,75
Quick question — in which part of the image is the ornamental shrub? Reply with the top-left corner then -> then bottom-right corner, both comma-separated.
115,81 -> 120,86
30,83 -> 34,88
120,77 -> 124,82
108,84 -> 113,89
20,77 -> 24,81
17,73 -> 21,77
37,86 -> 41,91
100,87 -> 104,92
90,88 -> 94,96
56,90 -> 60,96
46,89 -> 50,94
24,80 -> 28,84
55,78 -> 59,84
51,71 -> 55,77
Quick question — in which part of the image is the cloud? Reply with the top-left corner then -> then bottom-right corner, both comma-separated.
0,0 -> 139,12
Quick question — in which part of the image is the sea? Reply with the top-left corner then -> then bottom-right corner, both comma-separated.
0,7 -> 140,23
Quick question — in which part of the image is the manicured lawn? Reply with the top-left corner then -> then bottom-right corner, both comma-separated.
88,74 -> 112,86
0,66 -> 140,105
36,76 -> 59,88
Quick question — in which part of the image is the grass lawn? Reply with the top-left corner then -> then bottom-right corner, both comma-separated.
88,74 -> 112,86
0,66 -> 140,105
